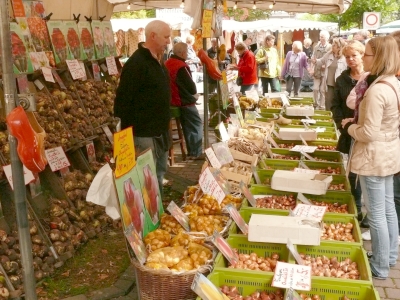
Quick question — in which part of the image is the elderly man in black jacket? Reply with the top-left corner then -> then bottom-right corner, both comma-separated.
165,42 -> 203,160
114,20 -> 171,191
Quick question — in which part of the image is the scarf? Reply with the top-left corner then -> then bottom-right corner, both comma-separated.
354,74 -> 378,123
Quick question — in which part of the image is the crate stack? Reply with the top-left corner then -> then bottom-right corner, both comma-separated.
203,96 -> 380,300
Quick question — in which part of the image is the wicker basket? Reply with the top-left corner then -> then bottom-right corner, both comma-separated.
132,260 -> 211,300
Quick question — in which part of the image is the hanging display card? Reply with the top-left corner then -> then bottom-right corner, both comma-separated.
202,10 -> 213,38
102,21 -> 117,57
91,20 -> 106,59
106,56 -> 119,75
27,17 -> 54,68
3,164 -> 35,190
113,127 -> 136,178
17,75 -> 30,93
92,61 -> 102,81
66,59 -> 86,80
292,204 -> 326,221
220,79 -> 229,109
199,167 -> 226,204
124,224 -> 147,264
45,146 -> 71,172
10,22 -> 34,74
12,0 -> 26,17
47,20 -> 68,64
167,201 -> 190,231
41,67 -> 55,83
77,21 -> 95,60
272,262 -> 311,291
205,147 -> 222,169
64,21 -> 85,60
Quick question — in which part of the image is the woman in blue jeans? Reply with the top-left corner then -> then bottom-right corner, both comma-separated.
341,36 -> 400,279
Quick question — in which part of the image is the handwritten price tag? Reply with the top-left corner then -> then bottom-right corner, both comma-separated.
3,164 -> 35,190
167,201 -> 190,231
292,204 -> 327,221
205,147 -> 222,169
272,261 -> 311,291
41,67 -> 55,83
45,147 -> 71,172
66,59 -> 86,80
106,56 -> 119,75
199,167 -> 226,204
225,204 -> 248,235
294,168 -> 320,175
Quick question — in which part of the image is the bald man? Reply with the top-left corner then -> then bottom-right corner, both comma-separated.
165,42 -> 203,160
114,20 -> 171,191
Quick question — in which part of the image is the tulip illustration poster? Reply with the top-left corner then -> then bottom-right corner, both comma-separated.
64,21 -> 85,60
102,21 -> 117,57
91,20 -> 106,59
10,22 -> 34,74
46,20 -> 69,64
115,149 -> 163,238
77,21 -> 95,61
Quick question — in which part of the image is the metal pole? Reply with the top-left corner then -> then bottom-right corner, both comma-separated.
0,1 -> 37,299
203,38 -> 209,149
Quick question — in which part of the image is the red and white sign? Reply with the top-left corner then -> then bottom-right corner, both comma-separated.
3,164 -> 35,190
45,147 -> 71,172
363,12 -> 381,30
66,59 -> 86,80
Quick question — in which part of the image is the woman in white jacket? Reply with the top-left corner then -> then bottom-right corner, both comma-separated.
312,38 -> 347,110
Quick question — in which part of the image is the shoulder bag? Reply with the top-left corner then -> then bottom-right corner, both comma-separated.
259,49 -> 269,70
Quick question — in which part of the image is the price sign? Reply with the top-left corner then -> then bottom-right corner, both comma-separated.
102,125 -> 114,145
167,201 -> 190,231
294,168 -> 320,175
239,181 -> 256,207
51,69 -> 67,89
272,261 -> 311,291
92,61 -> 101,81
45,147 -> 71,172
106,56 -> 119,75
226,204 -> 248,235
79,61 -> 87,81
211,231 -> 239,265
205,147 -> 222,168
41,67 -> 55,83
100,63 -> 108,73
33,79 -> 44,90
292,203 -> 327,221
86,142 -> 96,163
291,145 -> 317,153
199,167 -> 226,204
113,127 -> 136,178
218,122 -> 230,142
66,59 -> 86,80
124,224 -> 147,265
3,164 -> 35,190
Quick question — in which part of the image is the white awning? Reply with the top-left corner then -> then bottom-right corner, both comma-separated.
376,20 -> 400,34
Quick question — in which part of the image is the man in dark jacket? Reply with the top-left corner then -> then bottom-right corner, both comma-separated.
114,20 -> 171,191
165,42 -> 203,160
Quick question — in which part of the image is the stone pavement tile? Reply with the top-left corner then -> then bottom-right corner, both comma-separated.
113,279 -> 135,294
385,288 -> 400,299
62,296 -> 87,300
375,287 -> 386,299
91,286 -> 126,300
373,278 -> 396,287
389,269 -> 400,278
391,261 -> 400,270
393,278 -> 400,287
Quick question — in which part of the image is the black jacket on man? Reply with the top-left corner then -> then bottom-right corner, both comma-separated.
114,42 -> 171,137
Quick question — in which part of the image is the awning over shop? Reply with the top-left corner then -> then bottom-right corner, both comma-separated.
376,20 -> 400,34
110,18 -> 193,31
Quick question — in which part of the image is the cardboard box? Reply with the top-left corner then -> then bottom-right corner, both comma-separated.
278,128 -> 317,141
286,105 -> 314,117
271,170 -> 332,195
248,214 -> 321,245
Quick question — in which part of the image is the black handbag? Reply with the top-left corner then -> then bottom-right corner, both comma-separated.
236,76 -> 243,86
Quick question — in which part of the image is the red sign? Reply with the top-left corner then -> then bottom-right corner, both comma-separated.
11,0 -> 25,17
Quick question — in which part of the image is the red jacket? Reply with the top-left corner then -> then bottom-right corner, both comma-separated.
165,58 -> 188,106
238,50 -> 257,85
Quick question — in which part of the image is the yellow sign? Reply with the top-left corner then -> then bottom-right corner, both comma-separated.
222,70 -> 227,84
223,0 -> 228,13
113,127 -> 136,178
202,10 -> 213,38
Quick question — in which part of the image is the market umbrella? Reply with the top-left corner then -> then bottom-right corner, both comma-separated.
376,20 -> 400,34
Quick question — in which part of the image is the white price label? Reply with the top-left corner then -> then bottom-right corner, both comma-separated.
205,147 -> 222,168
45,146 -> 71,172
218,122 -> 230,142
291,145 -> 317,153
106,56 -> 119,75
66,59 -> 86,80
272,261 -> 311,291
301,119 -> 316,125
34,79 -> 44,90
294,168 -> 320,175
78,61 -> 87,81
226,204 -> 248,235
167,201 -> 190,231
199,167 -> 226,204
41,67 -> 55,83
292,203 -> 327,221
280,93 -> 290,106
3,164 -> 35,190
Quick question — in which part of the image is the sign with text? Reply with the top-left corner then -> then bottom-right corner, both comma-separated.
205,147 -> 222,169
45,147 -> 71,172
199,167 -> 226,203
66,59 -> 86,80
41,67 -> 55,83
106,56 -> 119,75
291,145 -> 317,153
167,201 -> 190,231
292,204 -> 326,221
272,261 -> 311,291
201,10 -> 213,38
3,164 -> 35,190
113,127 -> 136,178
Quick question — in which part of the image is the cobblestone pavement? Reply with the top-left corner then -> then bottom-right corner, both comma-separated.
64,90 -> 400,300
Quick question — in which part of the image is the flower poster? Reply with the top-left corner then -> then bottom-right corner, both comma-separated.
77,21 -> 95,61
10,22 -> 34,74
91,20 -> 106,59
64,21 -> 85,60
47,20 -> 68,64
30,1 -> 46,18
102,21 -> 116,57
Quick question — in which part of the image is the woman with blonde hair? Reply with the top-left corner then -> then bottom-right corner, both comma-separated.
312,37 -> 347,110
281,41 -> 308,97
341,36 -> 400,280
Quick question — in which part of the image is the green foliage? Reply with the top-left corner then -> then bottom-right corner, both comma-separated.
112,9 -> 156,19
227,8 -> 271,21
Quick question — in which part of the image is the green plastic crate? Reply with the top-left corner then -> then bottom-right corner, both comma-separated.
256,169 -> 276,185
314,110 -> 333,117
321,215 -> 362,246
302,150 -> 342,163
317,131 -> 338,142
289,98 -> 314,105
258,159 -> 299,171
246,185 -> 297,213
294,243 -> 372,282
213,234 -> 289,272
302,191 -> 357,217
307,140 -> 338,151
329,175 -> 351,192
301,161 -> 345,175
270,148 -> 303,159
260,108 -> 283,114
276,124 -> 337,132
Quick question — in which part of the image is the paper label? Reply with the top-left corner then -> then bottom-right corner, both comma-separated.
297,193 -> 313,205
100,63 -> 108,72
292,203 -> 327,221
33,79 -> 44,90
113,127 -> 136,178
86,142 -> 96,163
167,201 -> 190,231
272,261 -> 311,291
78,61 -> 88,81
66,59 -> 86,80
16,75 -> 30,93
106,56 -> 119,75
315,127 -> 326,133
240,181 -> 256,207
226,204 -> 248,235
291,145 -> 317,153
252,165 -> 261,184
301,119 -> 316,125
229,114 -> 241,128
3,164 -> 35,190
102,125 -> 114,145
268,135 -> 279,148
218,122 -> 230,142
92,61 -> 102,81
51,69 -> 67,89
287,239 -> 304,265
212,142 -> 234,165
211,231 -> 239,265
199,167 -> 226,204
124,224 -> 147,265
294,168 -> 320,175
41,67 -> 55,83
45,147 -> 71,172
280,93 -> 290,106
205,147 -> 222,169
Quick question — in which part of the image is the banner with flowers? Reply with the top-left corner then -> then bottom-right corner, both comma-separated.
77,21 -> 95,61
